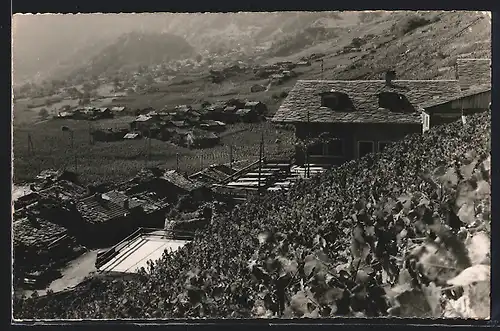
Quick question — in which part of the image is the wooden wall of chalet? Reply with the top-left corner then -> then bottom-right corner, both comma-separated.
294,122 -> 421,165
428,91 -> 490,127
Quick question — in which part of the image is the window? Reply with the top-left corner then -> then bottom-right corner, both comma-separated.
358,141 -> 374,158
378,141 -> 391,153
320,92 -> 352,111
326,139 -> 344,156
422,112 -> 430,133
308,139 -> 344,157
378,92 -> 413,112
322,95 -> 339,109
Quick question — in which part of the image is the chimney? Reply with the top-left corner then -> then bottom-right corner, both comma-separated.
124,198 -> 130,210
385,70 -> 396,86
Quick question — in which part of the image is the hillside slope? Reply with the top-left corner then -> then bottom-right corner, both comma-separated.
13,11 -> 489,85
74,32 -> 195,76
270,11 -> 490,81
14,112 -> 491,319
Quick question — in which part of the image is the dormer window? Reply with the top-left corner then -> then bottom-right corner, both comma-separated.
320,91 -> 352,111
378,92 -> 413,112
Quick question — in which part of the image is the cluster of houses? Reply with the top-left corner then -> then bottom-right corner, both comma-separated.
55,106 -> 128,120
92,100 -> 268,148
13,160 -> 250,286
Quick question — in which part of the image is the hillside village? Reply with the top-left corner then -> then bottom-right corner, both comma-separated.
12,11 -> 492,320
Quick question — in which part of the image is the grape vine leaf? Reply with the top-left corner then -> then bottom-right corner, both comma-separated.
447,264 -> 490,287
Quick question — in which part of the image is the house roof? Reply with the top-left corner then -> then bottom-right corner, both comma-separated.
161,170 -> 203,192
14,217 -> 68,248
236,108 -> 254,115
224,106 -> 237,113
187,130 -> 219,140
170,120 -> 190,127
101,190 -> 144,210
200,120 -> 225,127
272,79 -> 462,124
457,58 -> 491,91
422,85 -> 491,111
124,133 -> 140,139
37,180 -> 87,201
134,115 -> 153,122
245,101 -> 262,107
76,194 -> 130,223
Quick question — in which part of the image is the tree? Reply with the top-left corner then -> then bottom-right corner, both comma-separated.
195,54 -> 203,63
39,108 -> 49,119
79,91 -> 91,105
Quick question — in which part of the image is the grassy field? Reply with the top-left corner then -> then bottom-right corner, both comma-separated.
13,117 -> 295,185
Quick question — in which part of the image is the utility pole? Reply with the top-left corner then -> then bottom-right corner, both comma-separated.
306,109 -> 311,178
258,132 -> 264,195
27,133 -> 34,156
176,153 -> 180,171
88,121 -> 93,145
61,126 -> 77,173
321,59 -> 324,80
229,145 -> 233,171
148,135 -> 152,163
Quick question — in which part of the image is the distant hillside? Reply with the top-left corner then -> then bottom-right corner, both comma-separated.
279,11 -> 491,81
74,32 -> 195,77
12,11 -> 490,85
12,12 -> 358,83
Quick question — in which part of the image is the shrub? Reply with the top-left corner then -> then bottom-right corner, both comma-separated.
398,15 -> 432,35
39,108 -> 49,119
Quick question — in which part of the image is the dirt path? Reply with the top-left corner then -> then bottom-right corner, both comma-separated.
22,249 -> 99,297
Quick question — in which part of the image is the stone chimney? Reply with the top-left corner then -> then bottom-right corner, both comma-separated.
385,70 -> 396,86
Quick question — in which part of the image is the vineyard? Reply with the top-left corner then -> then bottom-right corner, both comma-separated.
13,113 -> 491,319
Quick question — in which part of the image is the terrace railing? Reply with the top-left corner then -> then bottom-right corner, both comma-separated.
95,227 -> 195,269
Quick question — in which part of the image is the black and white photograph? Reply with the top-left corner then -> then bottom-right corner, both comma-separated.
11,11 -> 491,320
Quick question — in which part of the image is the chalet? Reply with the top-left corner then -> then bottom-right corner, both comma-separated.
92,128 -> 128,142
225,99 -> 246,109
199,120 -> 226,132
236,108 -> 259,123
222,106 -> 239,124
32,169 -> 79,190
185,130 -> 220,149
421,58 -> 491,131
250,84 -> 267,93
94,107 -> 113,119
123,132 -> 141,140
270,73 -> 286,85
244,101 -> 268,115
56,111 -> 74,119
272,70 -> 464,166
277,61 -> 296,71
100,190 -> 170,228
130,115 -> 157,132
296,61 -> 312,67
76,193 -> 135,245
111,106 -> 127,113
169,120 -> 191,129
160,170 -> 209,201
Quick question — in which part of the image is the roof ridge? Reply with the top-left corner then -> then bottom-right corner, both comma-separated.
297,79 -> 459,83
457,58 -> 491,61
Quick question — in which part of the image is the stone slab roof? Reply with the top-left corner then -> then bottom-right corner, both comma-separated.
272,79 -> 462,124
457,58 -> 491,91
